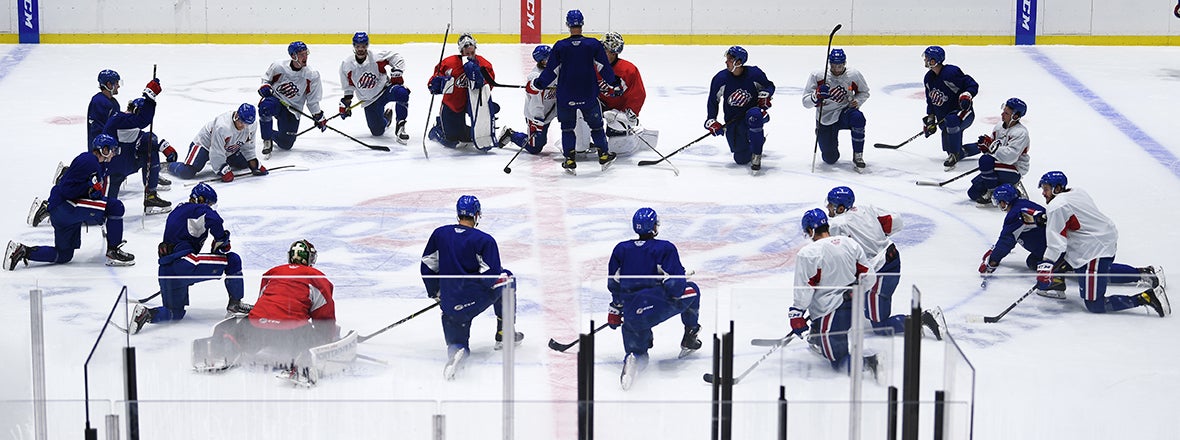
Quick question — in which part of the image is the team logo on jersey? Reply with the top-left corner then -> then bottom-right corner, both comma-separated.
926,87 -> 948,107
829,86 -> 849,103
357,72 -> 380,90
225,139 -> 244,155
276,81 -> 300,99
727,89 -> 752,108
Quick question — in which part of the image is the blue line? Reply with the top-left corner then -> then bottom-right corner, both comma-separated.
1023,46 -> 1180,180
0,45 -> 35,83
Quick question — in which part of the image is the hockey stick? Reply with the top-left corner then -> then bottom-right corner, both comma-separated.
966,286 -> 1037,323
873,131 -> 923,149
296,99 -> 364,136
637,116 -> 740,167
703,333 -> 797,385
632,125 -> 679,176
811,24 -> 842,173
502,146 -> 527,174
278,100 -> 390,151
915,167 -> 979,187
480,67 -> 524,88
357,302 -> 439,343
182,164 -> 308,187
128,290 -> 161,304
143,64 -> 158,229
421,24 -> 452,159
547,323 -> 611,352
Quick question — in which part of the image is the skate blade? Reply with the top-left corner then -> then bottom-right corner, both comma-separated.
26,198 -> 42,226
105,259 -> 136,267
144,206 -> 173,215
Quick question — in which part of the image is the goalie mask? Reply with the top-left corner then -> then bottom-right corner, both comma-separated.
289,239 -> 317,266
603,32 -> 624,54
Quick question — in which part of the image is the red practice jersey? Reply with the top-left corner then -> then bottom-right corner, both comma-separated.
430,54 -> 495,114
598,58 -> 645,115
248,264 -> 335,330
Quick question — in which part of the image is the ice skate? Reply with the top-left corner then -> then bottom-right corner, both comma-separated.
1139,266 -> 1161,289
130,304 -> 155,334
921,308 -> 943,341
143,191 -> 173,215
863,353 -> 880,381
562,154 -> 577,176
620,352 -> 648,390
943,152 -> 960,171
156,176 -> 172,192
678,324 -> 702,359
261,139 -> 274,158
496,127 -> 517,148
1141,283 -> 1170,318
1034,276 -> 1067,299
598,150 -> 617,171
27,198 -> 49,227
395,119 -> 410,145
226,298 -> 253,317
52,161 -> 67,184
443,344 -> 469,381
4,241 -> 30,271
853,152 -> 866,173
494,329 -> 525,351
105,242 -> 135,267
750,154 -> 762,174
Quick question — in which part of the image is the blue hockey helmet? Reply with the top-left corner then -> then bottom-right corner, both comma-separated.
190,182 -> 218,205
456,195 -> 481,218
827,186 -> 855,210
288,41 -> 308,56
127,97 -> 146,114
457,33 -> 477,51
288,239 -> 318,266
97,69 -> 120,86
829,48 -> 846,65
91,133 -> 117,152
801,208 -> 829,234
1004,97 -> 1028,119
236,103 -> 256,125
352,32 -> 369,46
923,46 -> 945,64
566,9 -> 584,27
532,44 -> 552,63
992,184 -> 1021,206
632,207 -> 659,235
1039,171 -> 1068,189
603,32 -> 624,54
726,46 -> 748,65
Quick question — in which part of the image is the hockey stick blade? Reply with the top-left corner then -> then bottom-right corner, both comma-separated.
127,290 -> 162,303
702,373 -> 737,385
183,165 -> 309,187
750,336 -> 791,347
547,322 -> 611,353
915,180 -> 941,186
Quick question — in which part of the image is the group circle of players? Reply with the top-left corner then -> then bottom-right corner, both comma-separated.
3,9 -> 1170,388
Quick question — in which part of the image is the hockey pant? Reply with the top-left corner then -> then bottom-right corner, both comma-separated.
808,300 -> 854,371
153,251 -> 244,322
439,269 -> 516,348
259,97 -> 300,150
432,105 -> 474,148
619,282 -> 701,356
556,100 -> 609,156
106,132 -> 165,199
361,85 -> 410,136
967,155 -> 1022,201
815,107 -> 866,164
724,108 -> 768,165
168,146 -> 250,179
1070,256 -> 1150,314
28,199 -> 124,264
939,111 -> 976,157
866,246 -> 905,335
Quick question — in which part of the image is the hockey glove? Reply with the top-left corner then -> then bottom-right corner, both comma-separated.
251,165 -> 268,176
463,59 -> 485,89
492,272 -> 511,289
622,109 -> 639,129
977,134 -> 995,154
339,96 -> 353,120
788,307 -> 808,337
757,91 -> 772,109
1035,261 -> 1055,290
978,249 -> 997,275
258,84 -> 273,98
160,140 -> 178,162
312,111 -> 327,132
704,119 -> 724,136
814,84 -> 830,103
607,302 -> 624,329
212,231 -> 231,254
922,115 -> 938,137
428,75 -> 447,95
218,164 -> 234,182
143,78 -> 162,101
388,70 -> 404,86
88,181 -> 105,199
958,92 -> 973,111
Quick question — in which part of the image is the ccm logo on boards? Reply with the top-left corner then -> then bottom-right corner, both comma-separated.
1020,0 -> 1033,31
525,0 -> 537,29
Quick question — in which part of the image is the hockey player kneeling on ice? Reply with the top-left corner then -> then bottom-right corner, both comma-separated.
498,45 -> 557,155
919,46 -> 979,171
426,33 -> 502,152
257,41 -> 327,156
88,69 -> 122,146
129,183 -> 249,334
608,208 -> 701,390
792,209 -> 883,377
804,48 -> 870,171
6,135 -> 135,271
705,46 -> 775,172
421,195 -> 522,380
960,98 -> 1030,204
102,77 -> 175,213
1034,172 -> 1169,317
338,32 -> 411,142
168,103 -> 268,182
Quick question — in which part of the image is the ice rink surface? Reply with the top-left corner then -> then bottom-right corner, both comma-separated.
1,42 -> 1178,439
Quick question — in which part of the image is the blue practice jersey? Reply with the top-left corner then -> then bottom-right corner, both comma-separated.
102,100 -> 156,177
607,238 -> 687,304
707,66 -> 775,122
534,35 -> 618,105
161,202 -> 228,257
990,199 -> 1047,265
87,92 -> 119,147
47,152 -> 106,211
923,64 -> 978,118
420,224 -> 504,297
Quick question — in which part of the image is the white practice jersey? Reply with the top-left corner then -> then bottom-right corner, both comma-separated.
1044,188 -> 1119,267
793,235 -> 874,319
263,60 -> 324,116
802,68 -> 871,126
828,205 -> 903,270
524,66 -> 557,124
192,111 -> 257,171
985,120 -> 1030,176
339,50 -> 406,105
